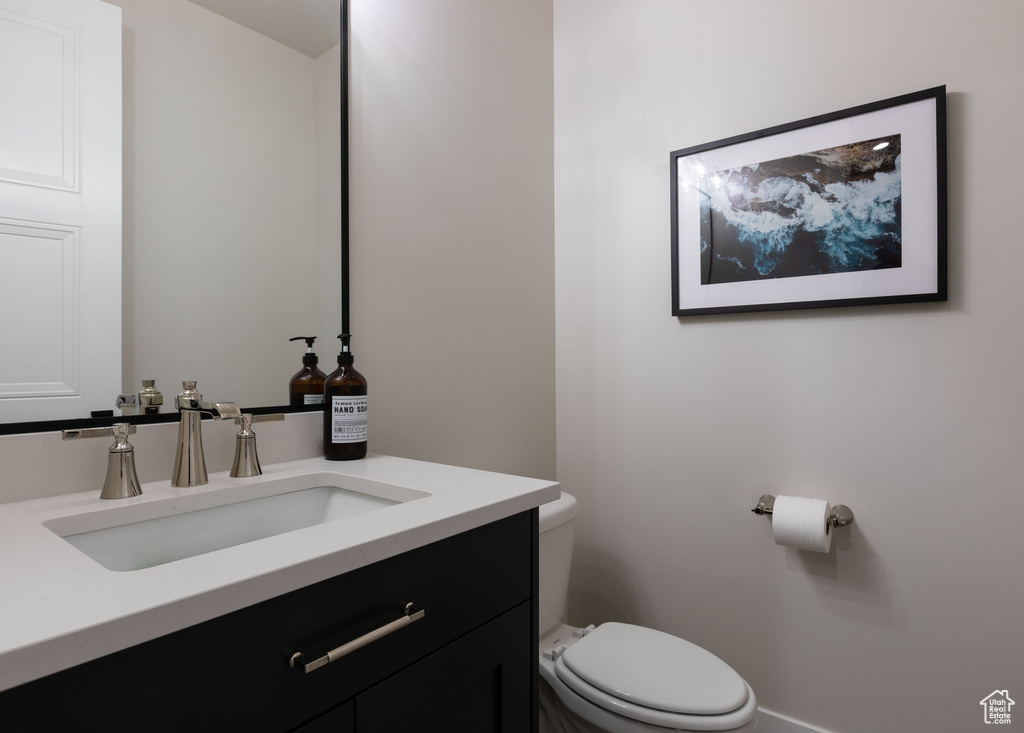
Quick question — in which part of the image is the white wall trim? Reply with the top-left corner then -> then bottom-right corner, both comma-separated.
757,708 -> 836,733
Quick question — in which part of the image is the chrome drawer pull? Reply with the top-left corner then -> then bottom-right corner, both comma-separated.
289,602 -> 425,674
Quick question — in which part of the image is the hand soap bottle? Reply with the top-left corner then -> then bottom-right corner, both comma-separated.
288,336 -> 326,406
323,333 -> 367,460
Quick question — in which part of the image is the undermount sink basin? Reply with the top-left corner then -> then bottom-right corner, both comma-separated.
44,473 -> 428,572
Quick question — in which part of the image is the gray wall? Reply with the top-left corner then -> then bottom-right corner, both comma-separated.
114,0 -> 336,407
349,0 -> 556,480
345,1 -> 1023,729
554,1 -> 1023,731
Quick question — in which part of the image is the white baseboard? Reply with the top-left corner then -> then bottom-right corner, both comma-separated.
757,708 -> 835,733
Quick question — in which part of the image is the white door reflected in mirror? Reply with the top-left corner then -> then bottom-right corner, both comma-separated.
0,0 -> 122,422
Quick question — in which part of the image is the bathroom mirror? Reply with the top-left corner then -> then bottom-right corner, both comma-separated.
0,0 -> 345,432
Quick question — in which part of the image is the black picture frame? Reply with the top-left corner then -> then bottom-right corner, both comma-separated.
670,86 -> 947,316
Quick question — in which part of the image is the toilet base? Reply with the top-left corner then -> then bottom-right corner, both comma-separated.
540,674 -> 609,733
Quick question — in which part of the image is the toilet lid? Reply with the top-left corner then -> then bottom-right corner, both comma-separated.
560,622 -> 749,716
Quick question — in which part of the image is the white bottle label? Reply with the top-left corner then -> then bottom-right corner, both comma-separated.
331,395 -> 368,443
303,393 -> 324,405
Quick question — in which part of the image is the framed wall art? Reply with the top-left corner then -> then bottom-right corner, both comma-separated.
670,86 -> 947,316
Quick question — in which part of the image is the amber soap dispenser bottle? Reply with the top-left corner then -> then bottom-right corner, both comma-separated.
288,336 -> 326,405
323,333 -> 367,460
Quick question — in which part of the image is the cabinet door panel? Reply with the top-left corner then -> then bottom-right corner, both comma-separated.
356,602 -> 533,733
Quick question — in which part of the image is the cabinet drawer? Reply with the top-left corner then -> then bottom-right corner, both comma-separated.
1,510 -> 536,731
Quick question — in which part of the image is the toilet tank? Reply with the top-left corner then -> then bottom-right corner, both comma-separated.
538,492 -> 578,637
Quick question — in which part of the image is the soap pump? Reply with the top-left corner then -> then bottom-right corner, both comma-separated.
288,336 -> 326,405
323,333 -> 367,460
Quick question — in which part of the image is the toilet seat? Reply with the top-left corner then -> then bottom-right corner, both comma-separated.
544,623 -> 757,731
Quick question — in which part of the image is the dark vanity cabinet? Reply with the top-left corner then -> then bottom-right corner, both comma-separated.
1,511 -> 539,732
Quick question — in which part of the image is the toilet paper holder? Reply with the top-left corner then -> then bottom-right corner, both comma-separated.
751,494 -> 855,528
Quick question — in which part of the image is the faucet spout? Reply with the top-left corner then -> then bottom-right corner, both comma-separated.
177,398 -> 242,420
171,381 -> 240,487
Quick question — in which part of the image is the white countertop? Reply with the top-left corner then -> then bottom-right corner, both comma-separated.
0,453 -> 559,692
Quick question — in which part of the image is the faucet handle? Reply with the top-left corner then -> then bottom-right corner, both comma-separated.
230,414 -> 284,478
62,423 -> 142,500
231,414 -> 260,478
233,413 -> 285,426
62,423 -> 138,441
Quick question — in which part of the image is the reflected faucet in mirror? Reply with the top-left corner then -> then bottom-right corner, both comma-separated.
172,382 -> 241,488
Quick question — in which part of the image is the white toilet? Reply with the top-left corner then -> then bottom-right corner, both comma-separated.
538,493 -> 757,732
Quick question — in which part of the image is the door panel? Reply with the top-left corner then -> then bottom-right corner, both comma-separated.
0,0 -> 121,422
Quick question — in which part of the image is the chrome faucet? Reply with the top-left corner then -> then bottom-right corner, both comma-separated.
172,381 -> 241,487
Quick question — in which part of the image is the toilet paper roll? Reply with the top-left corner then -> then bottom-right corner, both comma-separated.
771,496 -> 832,553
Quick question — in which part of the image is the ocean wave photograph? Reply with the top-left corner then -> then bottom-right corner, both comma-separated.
699,134 -> 902,284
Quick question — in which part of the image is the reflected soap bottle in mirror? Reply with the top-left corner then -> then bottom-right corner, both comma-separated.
288,337 -> 327,406
323,334 -> 367,461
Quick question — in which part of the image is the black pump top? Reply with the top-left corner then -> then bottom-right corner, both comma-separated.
290,336 -> 319,366
337,333 -> 354,365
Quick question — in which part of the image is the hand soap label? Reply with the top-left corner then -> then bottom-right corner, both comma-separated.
331,395 -> 368,443
304,394 -> 325,405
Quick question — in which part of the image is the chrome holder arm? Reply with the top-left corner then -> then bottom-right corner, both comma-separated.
289,603 -> 425,674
